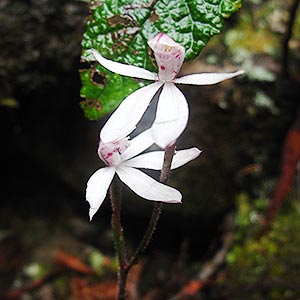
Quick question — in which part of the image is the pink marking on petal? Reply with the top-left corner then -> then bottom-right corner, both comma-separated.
156,32 -> 164,42
148,33 -> 185,81
98,137 -> 130,166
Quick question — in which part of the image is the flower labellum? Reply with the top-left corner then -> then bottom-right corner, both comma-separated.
87,33 -> 244,149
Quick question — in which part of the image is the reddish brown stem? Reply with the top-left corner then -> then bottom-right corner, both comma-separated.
125,144 -> 176,272
109,178 -> 128,300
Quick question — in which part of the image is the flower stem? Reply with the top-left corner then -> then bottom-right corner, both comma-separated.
110,144 -> 176,300
109,178 -> 128,300
125,144 -> 176,271
159,143 -> 176,183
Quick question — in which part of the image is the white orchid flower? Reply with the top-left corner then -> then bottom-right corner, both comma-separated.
86,128 -> 201,220
87,33 -> 244,149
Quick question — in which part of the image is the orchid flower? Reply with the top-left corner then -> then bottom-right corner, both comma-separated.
86,128 -> 201,220
87,33 -> 244,149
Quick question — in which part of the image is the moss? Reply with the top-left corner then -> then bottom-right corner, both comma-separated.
220,196 -> 300,299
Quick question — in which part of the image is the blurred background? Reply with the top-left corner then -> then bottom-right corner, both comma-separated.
1,0 -> 300,299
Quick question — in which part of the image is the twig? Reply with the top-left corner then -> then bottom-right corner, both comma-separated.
281,0 -> 300,77
262,111 -> 300,234
198,214 -> 235,281
55,249 -> 95,275
166,214 -> 235,300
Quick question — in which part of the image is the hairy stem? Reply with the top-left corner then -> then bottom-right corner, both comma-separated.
160,144 -> 176,183
109,178 -> 128,300
110,144 -> 176,300
125,144 -> 176,272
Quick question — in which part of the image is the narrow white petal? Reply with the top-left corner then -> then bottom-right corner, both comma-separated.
123,147 -> 202,170
121,129 -> 154,161
88,49 -> 158,81
86,167 -> 115,220
173,70 -> 244,85
152,83 -> 189,149
171,148 -> 202,169
100,82 -> 163,143
122,151 -> 165,169
116,166 -> 181,203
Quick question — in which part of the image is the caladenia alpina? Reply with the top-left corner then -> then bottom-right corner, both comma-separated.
86,128 -> 201,220
87,32 -> 244,149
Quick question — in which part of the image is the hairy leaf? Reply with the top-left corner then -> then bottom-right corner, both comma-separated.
80,0 -> 242,120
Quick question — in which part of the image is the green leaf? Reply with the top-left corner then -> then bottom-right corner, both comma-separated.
79,68 -> 141,120
80,0 -> 242,120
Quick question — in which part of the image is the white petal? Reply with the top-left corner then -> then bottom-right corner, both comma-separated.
152,83 -> 189,149
122,151 -> 165,169
121,129 -> 154,161
100,82 -> 163,143
123,147 -> 202,170
86,167 -> 115,220
171,148 -> 202,169
116,166 -> 181,203
173,70 -> 244,85
88,49 -> 158,81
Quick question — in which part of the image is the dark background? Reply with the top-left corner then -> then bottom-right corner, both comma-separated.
1,0 -> 300,299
